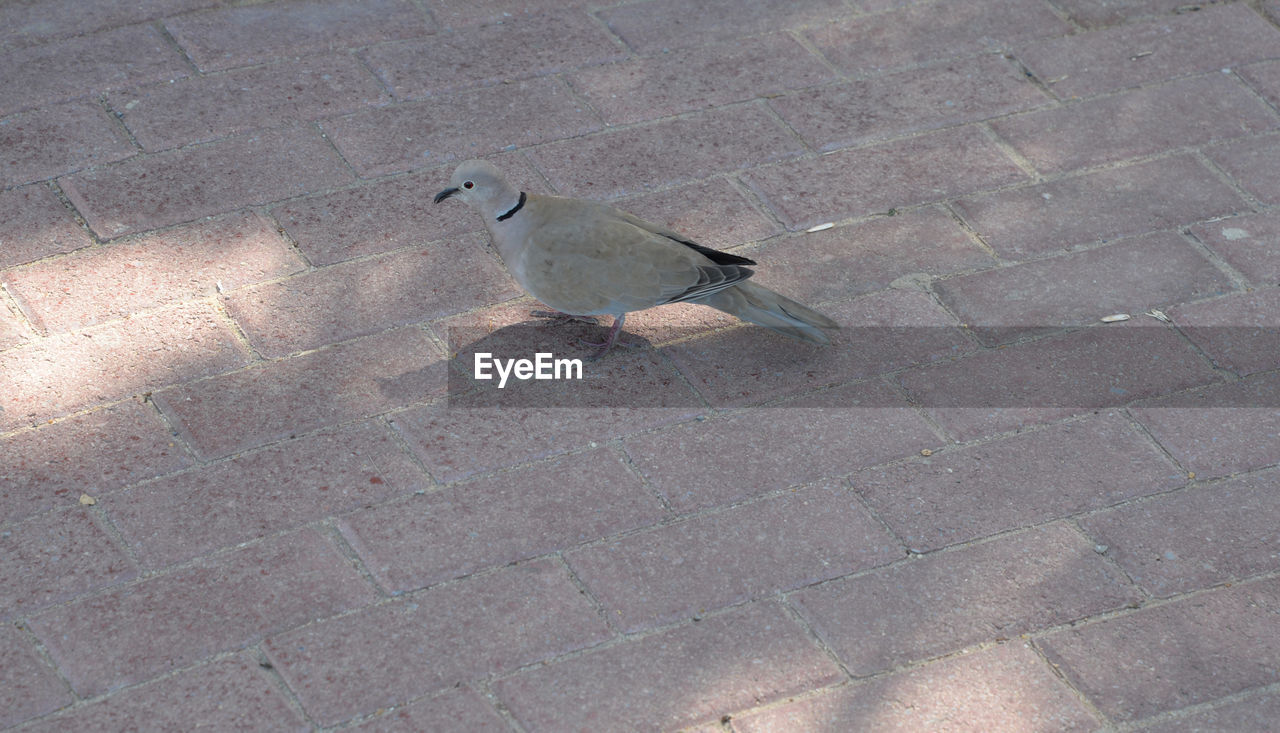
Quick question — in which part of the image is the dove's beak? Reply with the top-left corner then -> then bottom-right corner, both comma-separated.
434,187 -> 459,204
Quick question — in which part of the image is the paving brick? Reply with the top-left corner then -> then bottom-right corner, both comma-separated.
0,302 -> 250,432
992,74 -> 1279,174
323,77 -> 601,177
566,482 -> 901,632
623,381 -> 939,512
155,326 -> 447,460
527,104 -> 804,199
347,687 -> 506,732
0,301 -> 31,350
1081,468 -> 1280,599
61,126 -> 354,238
570,33 -> 834,126
20,654 -> 309,733
1131,371 -> 1280,479
1240,58 -> 1280,109
0,184 -> 93,269
899,324 -> 1219,441
772,54 -> 1049,152
0,401 -> 189,526
733,643 -> 1100,732
1,506 -> 136,620
426,0 -> 588,28
792,523 -> 1141,676
1192,210 -> 1280,286
109,54 -> 392,152
0,625 -> 70,729
616,177 -> 783,251
0,100 -> 135,188
807,0 -> 1069,75
107,421 -> 424,569
856,412 -> 1184,552
1049,0 -> 1203,28
364,10 -> 622,100
935,232 -> 1233,345
1147,690 -> 1280,732
663,289 -> 974,407
1206,132 -> 1280,206
339,448 -> 666,592
0,0 -> 221,52
495,601 -> 843,731
165,0 -> 433,72
952,155 -> 1247,258
742,126 -> 1027,231
1016,4 -> 1280,98
1169,289 -> 1280,376
28,527 -> 375,696
601,0 -> 848,53
265,559 -> 610,727
1038,576 -> 1280,721
225,234 -> 516,358
0,24 -> 187,115
3,212 -> 304,334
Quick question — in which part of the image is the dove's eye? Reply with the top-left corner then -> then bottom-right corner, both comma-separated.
463,181 -> 474,189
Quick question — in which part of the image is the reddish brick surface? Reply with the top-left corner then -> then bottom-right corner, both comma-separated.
107,421 -> 425,569
601,0 -> 848,53
934,232 -> 1232,345
1038,577 -> 1280,721
0,302 -> 31,350
570,33 -> 834,126
856,412 -> 1183,552
3,212 -> 304,333
1016,4 -> 1280,98
0,625 -> 70,729
224,234 -> 518,358
900,324 -> 1219,441
264,559 -> 610,727
1152,691 -> 1280,732
992,74 -> 1279,174
566,482 -> 902,632
1192,211 -> 1280,285
155,326 -> 447,459
953,155 -> 1246,258
0,24 -> 187,115
164,0 -> 433,72
0,0 -> 218,51
339,448 -> 666,592
27,528 -> 376,696
1131,372 -> 1280,479
0,101 -> 135,188
346,687 -> 507,731
494,602 -> 844,731
364,10 -> 622,99
1050,0 -> 1198,28
806,0 -> 1069,75
61,126 -> 354,238
1206,132 -> 1280,206
425,0 -> 589,28
743,126 -> 1027,230
0,401 -> 189,525
323,77 -> 602,177
1169,289 -> 1280,376
109,54 -> 392,151
792,523 -> 1141,676
0,184 -> 93,269
528,105 -> 804,199
1081,468 -> 1280,598
0,302 -> 250,431
19,655 -> 309,733
1,506 -> 136,620
733,643 -> 1100,732
1240,59 -> 1280,108
772,54 -> 1049,152
623,381 -> 939,511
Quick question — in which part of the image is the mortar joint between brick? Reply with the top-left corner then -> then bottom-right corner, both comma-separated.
1111,679 -> 1280,732
94,92 -> 146,155
246,643 -> 319,728
151,19 -> 201,77
1194,142 -> 1273,212
1064,518 -> 1152,601
1026,634 -> 1116,728
311,119 -> 363,181
1118,406 -> 1196,477
977,121 -> 1044,180
11,618 -> 83,707
473,679 -> 530,733
378,412 -> 444,487
552,552 -> 626,637
318,519 -> 392,599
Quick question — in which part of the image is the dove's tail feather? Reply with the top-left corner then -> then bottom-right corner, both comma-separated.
700,281 -> 839,345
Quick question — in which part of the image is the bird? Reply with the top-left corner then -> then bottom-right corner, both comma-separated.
434,159 -> 838,357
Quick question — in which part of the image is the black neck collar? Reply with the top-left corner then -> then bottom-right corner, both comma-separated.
496,191 -> 526,222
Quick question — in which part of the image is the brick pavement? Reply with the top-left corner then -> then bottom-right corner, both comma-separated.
2,0 -> 1279,730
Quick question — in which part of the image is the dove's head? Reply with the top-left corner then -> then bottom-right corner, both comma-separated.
434,160 -> 519,219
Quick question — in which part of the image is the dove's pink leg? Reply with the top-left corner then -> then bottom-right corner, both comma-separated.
577,314 -> 627,359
